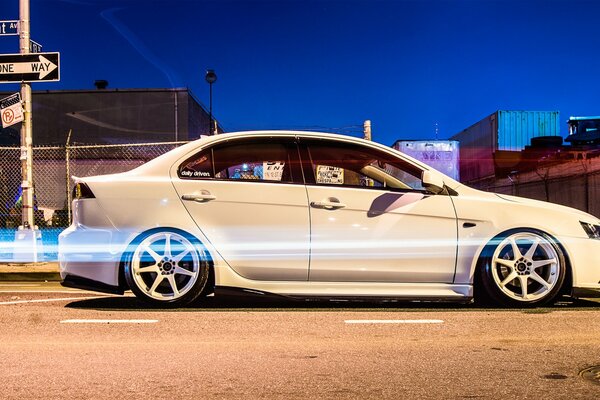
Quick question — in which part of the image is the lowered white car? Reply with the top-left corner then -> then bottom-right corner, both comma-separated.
59,131 -> 600,307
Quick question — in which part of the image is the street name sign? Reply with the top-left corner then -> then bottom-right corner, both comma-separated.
30,40 -> 42,53
0,20 -> 19,36
0,52 -> 60,83
1,92 -> 23,128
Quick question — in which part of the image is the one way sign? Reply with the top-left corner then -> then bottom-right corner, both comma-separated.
0,52 -> 60,83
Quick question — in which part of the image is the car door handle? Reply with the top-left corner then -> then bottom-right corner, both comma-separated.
310,199 -> 346,209
181,192 -> 216,203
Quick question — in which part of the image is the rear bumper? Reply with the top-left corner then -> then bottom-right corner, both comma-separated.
61,274 -> 125,295
58,225 -> 130,287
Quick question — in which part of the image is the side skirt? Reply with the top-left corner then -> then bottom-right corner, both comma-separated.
215,284 -> 473,304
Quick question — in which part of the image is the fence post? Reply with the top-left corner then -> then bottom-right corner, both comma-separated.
65,129 -> 72,225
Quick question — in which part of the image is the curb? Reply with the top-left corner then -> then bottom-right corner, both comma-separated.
0,272 -> 61,281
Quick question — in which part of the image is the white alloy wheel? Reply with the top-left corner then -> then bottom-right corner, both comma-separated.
479,230 -> 566,306
125,230 -> 209,306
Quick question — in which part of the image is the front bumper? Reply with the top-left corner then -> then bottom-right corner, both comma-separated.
559,234 -> 600,295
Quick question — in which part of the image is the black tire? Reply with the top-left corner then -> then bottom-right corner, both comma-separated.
123,228 -> 211,307
476,229 -> 567,307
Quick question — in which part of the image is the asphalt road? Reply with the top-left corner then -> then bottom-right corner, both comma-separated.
0,282 -> 599,399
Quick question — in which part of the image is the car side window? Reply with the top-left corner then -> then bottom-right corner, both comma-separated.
178,140 -> 301,184
306,142 -> 425,191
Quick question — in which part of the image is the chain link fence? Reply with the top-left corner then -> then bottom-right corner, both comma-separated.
472,161 -> 600,218
0,141 -> 189,260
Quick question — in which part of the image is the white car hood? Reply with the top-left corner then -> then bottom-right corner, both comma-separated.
495,193 -> 599,223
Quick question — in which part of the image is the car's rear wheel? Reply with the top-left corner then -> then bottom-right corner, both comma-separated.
124,229 -> 210,307
478,229 -> 566,307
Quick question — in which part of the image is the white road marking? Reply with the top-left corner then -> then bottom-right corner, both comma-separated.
344,319 -> 444,324
0,296 -> 108,305
60,319 -> 159,324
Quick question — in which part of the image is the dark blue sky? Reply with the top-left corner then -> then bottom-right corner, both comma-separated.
1,0 -> 599,145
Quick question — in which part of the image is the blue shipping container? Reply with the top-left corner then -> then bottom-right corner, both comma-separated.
450,110 -> 561,182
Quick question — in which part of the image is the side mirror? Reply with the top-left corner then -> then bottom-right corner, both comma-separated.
422,170 -> 445,194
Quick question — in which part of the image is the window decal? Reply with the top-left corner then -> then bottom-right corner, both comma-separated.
263,161 -> 285,181
179,153 -> 213,179
316,165 -> 344,185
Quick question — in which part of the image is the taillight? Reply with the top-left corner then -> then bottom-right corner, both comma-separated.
72,182 -> 95,199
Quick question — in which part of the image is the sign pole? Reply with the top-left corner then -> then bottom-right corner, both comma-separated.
19,0 -> 34,230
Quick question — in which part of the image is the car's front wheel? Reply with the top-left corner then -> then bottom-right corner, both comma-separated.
478,229 -> 567,307
123,229 -> 210,307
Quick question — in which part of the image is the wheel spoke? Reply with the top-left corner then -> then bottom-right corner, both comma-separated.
174,266 -> 195,277
532,258 -> 556,269
143,245 -> 162,263
524,237 -> 541,259
164,234 -> 172,258
500,271 -> 519,287
495,258 -> 514,268
530,271 -> 550,290
509,238 -> 522,259
518,275 -> 529,298
167,275 -> 180,296
172,249 -> 191,264
137,264 -> 160,274
149,274 -> 165,296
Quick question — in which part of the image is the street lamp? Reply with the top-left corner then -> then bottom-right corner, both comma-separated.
205,69 -> 217,134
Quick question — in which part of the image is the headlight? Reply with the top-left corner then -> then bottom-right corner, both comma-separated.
580,221 -> 600,239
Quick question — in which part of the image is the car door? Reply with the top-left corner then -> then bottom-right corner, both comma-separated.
302,139 -> 458,283
171,137 -> 310,281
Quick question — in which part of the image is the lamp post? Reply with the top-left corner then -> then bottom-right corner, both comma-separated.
205,69 -> 217,134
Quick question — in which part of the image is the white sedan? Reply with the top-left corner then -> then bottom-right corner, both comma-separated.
59,131 -> 600,307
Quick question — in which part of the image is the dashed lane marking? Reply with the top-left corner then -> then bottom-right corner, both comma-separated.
61,319 -> 159,324
345,319 -> 444,324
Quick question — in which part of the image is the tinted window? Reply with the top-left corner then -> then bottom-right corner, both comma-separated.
178,139 -> 301,184
306,142 -> 425,191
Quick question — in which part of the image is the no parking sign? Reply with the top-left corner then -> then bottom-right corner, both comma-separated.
0,92 -> 23,128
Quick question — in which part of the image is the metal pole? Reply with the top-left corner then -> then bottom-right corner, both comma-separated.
19,0 -> 34,229
65,129 -> 72,225
174,91 -> 178,141
363,120 -> 371,141
209,82 -> 213,134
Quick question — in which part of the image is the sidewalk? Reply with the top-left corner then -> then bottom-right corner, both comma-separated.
0,262 -> 61,281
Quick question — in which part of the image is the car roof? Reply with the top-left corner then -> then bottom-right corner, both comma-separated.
137,131 -> 429,173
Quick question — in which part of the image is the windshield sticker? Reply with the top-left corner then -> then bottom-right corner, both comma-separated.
316,165 -> 344,184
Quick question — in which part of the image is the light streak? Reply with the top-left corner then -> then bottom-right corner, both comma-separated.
100,7 -> 181,88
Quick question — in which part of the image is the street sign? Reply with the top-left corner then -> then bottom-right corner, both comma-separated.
0,92 -> 23,128
30,39 -> 42,53
0,20 -> 19,36
0,52 -> 59,82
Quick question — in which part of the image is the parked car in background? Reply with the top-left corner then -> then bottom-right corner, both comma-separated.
59,131 -> 600,307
